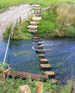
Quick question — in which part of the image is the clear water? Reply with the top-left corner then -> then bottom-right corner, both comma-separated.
0,38 -> 75,82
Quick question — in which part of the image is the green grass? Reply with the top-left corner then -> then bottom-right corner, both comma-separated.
0,63 -> 72,93
60,80 -> 72,93
3,18 -> 32,40
38,3 -> 75,38
38,11 -> 58,38
0,77 -> 59,93
0,77 -> 73,93
0,0 -> 75,11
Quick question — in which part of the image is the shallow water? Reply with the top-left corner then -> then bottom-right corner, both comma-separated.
0,39 -> 75,82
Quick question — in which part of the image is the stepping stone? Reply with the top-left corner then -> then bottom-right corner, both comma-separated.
28,25 -> 38,29
37,45 -> 44,48
32,17 -> 42,21
38,45 -> 44,48
34,8 -> 41,10
32,39 -> 40,42
43,71 -> 55,77
28,29 -> 37,33
32,4 -> 40,8
30,21 -> 38,25
38,54 -> 45,58
34,13 -> 41,17
40,59 -> 48,63
34,10 -> 41,13
40,64 -> 51,69
33,9 -> 41,12
36,49 -> 46,53
37,41 -> 43,45
50,79 -> 58,84
32,37 -> 40,39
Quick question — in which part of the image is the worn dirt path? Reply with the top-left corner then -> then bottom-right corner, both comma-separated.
0,4 -> 32,41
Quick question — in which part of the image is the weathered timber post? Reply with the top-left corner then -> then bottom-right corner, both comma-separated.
19,85 -> 31,93
36,81 -> 43,93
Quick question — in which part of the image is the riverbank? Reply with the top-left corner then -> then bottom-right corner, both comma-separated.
0,4 -> 32,41
0,0 -> 75,12
0,77 -> 72,93
3,2 -> 75,40
37,2 -> 75,38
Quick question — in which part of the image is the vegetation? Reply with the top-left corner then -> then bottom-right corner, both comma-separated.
0,63 -> 9,70
38,11 -> 58,38
0,76 -> 72,93
60,80 -> 72,93
4,2 -> 75,40
0,63 -> 72,93
0,0 -> 74,93
0,63 -> 9,80
0,0 -> 75,12
3,18 -> 32,40
38,2 -> 75,38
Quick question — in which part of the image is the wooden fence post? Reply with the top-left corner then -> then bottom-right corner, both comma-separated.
36,81 -> 43,93
19,85 -> 31,93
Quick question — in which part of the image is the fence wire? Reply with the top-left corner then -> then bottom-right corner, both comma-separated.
3,34 -> 11,64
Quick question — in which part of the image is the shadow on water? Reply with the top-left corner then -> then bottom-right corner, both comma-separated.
0,38 -> 75,83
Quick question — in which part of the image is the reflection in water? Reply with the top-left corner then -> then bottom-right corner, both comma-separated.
0,39 -> 75,82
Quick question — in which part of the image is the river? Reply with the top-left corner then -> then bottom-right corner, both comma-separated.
0,38 -> 75,84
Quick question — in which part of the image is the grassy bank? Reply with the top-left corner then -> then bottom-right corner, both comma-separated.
0,63 -> 73,93
3,2 -> 75,39
38,2 -> 75,38
3,18 -> 32,40
0,77 -> 72,93
0,0 -> 75,11
0,78 -> 58,93
38,11 -> 58,38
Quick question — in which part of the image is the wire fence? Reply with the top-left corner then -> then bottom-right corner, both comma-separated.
3,34 -> 11,64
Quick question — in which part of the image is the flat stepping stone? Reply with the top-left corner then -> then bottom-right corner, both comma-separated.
32,37 -> 40,39
38,54 -> 45,58
28,29 -> 37,33
36,49 -> 46,53
32,17 -> 42,21
34,8 -> 41,10
30,21 -> 38,25
28,25 -> 38,29
37,41 -> 43,45
40,64 -> 51,69
37,45 -> 44,48
32,4 -> 40,7
50,79 -> 58,84
40,59 -> 48,63
32,39 -> 40,42
39,45 -> 44,47
34,13 -> 41,17
43,71 -> 55,76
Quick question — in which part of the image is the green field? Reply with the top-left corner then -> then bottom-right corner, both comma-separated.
0,0 -> 75,10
